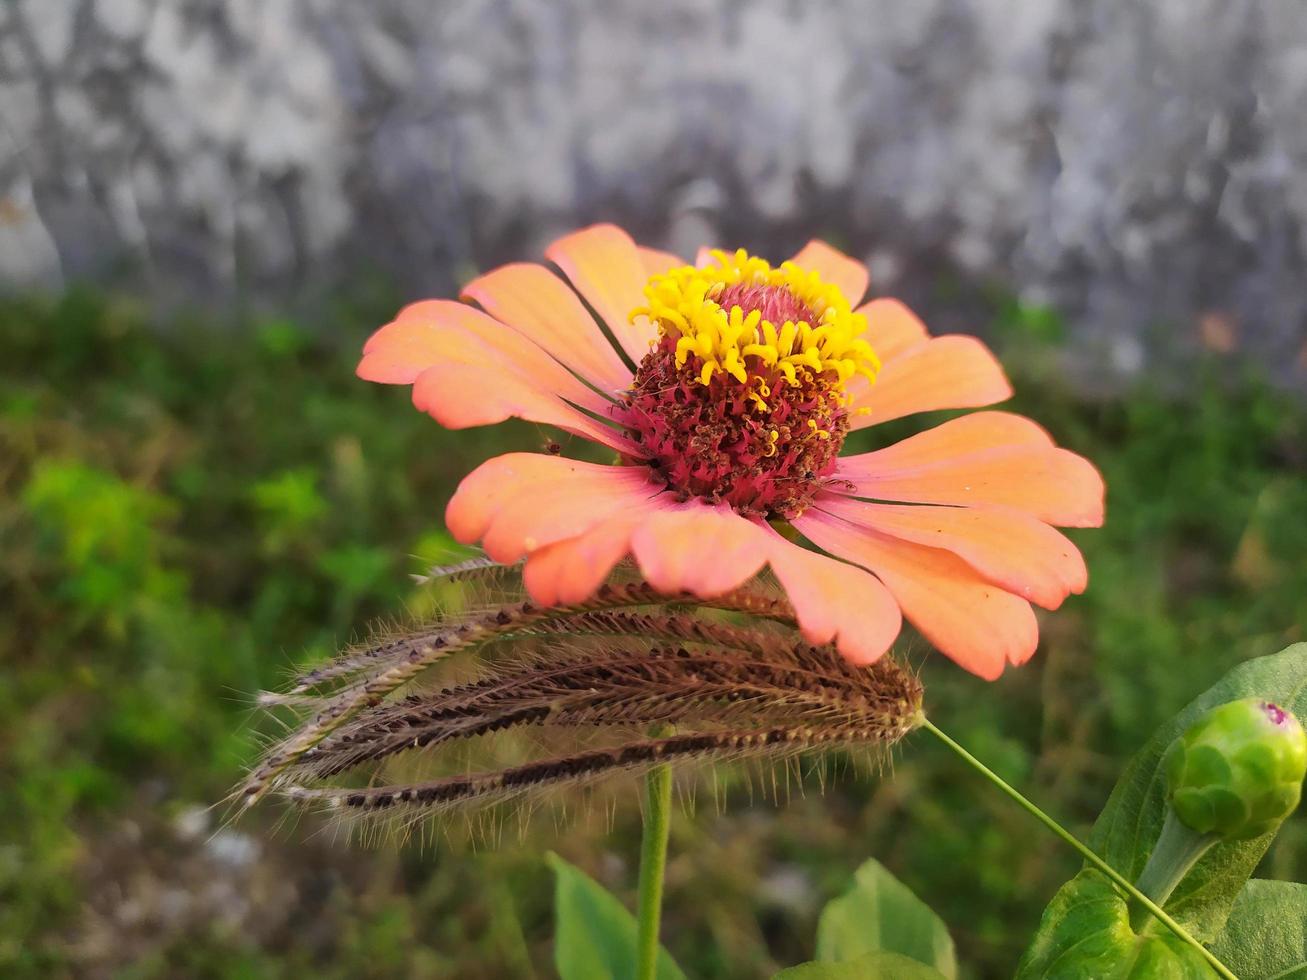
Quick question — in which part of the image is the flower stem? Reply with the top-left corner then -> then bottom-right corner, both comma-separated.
919,717 -> 1236,980
635,763 -> 673,980
1131,809 -> 1217,931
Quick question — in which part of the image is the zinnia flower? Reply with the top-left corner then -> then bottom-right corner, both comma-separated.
358,225 -> 1104,679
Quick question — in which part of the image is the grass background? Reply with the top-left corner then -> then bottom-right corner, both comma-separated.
3,288 -> 1305,978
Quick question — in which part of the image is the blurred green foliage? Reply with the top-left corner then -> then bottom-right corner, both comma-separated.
1,289 -> 1305,978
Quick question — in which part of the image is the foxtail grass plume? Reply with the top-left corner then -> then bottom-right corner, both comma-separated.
238,560 -> 923,836
359,226 -> 1105,679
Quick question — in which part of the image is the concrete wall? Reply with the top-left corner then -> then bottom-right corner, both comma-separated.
4,0 -> 1307,384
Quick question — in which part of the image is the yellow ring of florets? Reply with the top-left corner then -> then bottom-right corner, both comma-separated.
630,248 -> 880,399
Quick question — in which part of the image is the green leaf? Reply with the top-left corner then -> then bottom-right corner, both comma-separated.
815,858 -> 957,978
775,951 -> 951,979
1090,643 -> 1307,940
1209,879 -> 1307,979
1015,869 -> 1216,978
548,853 -> 686,980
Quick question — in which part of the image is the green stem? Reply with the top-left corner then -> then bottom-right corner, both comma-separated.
1131,809 -> 1218,931
635,763 -> 673,980
920,718 -> 1236,980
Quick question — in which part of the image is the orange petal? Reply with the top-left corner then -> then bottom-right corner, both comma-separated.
359,300 -> 631,451
446,454 -> 656,556
795,510 -> 1039,679
358,300 -> 460,383
480,472 -> 664,565
834,415 -> 1105,528
842,411 -> 1055,468
790,240 -> 869,306
817,496 -> 1087,610
409,363 -> 628,451
545,224 -> 659,364
850,335 -> 1012,428
843,298 -> 931,408
638,246 -> 685,279
360,298 -> 614,411
523,514 -> 643,606
630,503 -> 771,598
858,298 -> 931,362
461,263 -> 633,393
763,529 -> 902,665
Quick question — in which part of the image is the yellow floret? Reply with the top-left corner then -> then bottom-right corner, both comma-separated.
631,248 -> 881,399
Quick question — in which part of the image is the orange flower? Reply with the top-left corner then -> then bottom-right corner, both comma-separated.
358,225 -> 1104,679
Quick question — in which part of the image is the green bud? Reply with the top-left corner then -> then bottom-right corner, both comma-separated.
1163,698 -> 1307,840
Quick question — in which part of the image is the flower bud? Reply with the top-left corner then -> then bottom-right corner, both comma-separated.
1163,698 -> 1307,840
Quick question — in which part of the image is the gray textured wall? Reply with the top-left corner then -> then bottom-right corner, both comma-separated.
3,0 -> 1307,385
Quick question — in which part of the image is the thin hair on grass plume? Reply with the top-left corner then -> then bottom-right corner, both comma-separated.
235,558 -> 1234,979
239,558 -> 925,834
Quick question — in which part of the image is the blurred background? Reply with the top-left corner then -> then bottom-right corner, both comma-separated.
3,1 -> 1307,977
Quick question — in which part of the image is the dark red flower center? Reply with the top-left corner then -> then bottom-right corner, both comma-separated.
617,285 -> 849,519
